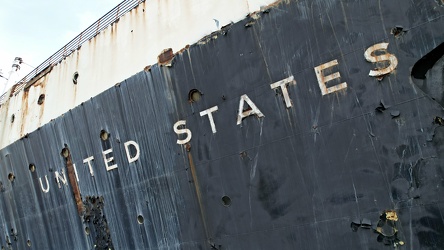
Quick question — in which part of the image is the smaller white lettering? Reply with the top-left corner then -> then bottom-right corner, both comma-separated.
34,140 -> 143,194
103,148 -> 118,171
270,76 -> 296,108
124,141 -> 140,163
237,94 -> 264,125
200,106 -> 219,133
83,156 -> 95,177
314,59 -> 347,95
174,120 -> 192,145
39,175 -> 50,193
55,170 -> 68,189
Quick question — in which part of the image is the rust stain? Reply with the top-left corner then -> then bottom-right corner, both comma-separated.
177,45 -> 190,54
24,66 -> 53,90
186,143 -> 210,242
64,149 -> 84,214
19,90 -> 29,137
31,76 -> 46,88
38,95 -> 45,122
75,50 -> 81,69
9,83 -> 20,97
157,48 -> 174,67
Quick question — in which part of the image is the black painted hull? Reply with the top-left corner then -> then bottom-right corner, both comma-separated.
1,1 -> 444,249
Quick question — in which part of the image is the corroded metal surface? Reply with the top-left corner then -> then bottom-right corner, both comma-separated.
0,0 -> 277,150
0,0 -> 443,249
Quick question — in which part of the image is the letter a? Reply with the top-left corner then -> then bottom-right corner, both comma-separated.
237,94 -> 264,125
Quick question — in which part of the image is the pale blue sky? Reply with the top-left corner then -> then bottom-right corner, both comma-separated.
0,0 -> 122,88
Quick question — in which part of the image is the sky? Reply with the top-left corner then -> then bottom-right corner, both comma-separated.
0,0 -> 123,92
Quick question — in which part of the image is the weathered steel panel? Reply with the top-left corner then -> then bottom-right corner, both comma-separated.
0,0 -> 278,150
0,0 -> 443,249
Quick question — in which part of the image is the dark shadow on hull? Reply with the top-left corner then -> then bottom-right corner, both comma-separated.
411,42 -> 444,107
411,42 -> 444,80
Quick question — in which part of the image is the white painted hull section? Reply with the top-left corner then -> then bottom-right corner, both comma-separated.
0,0 -> 277,150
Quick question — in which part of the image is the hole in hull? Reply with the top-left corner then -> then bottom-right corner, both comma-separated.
188,89 -> 202,103
37,94 -> 45,105
29,164 -> 36,172
100,130 -> 109,141
137,215 -> 144,224
221,195 -> 231,207
73,72 -> 79,84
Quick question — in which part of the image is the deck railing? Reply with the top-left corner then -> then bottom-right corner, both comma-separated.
0,0 -> 144,104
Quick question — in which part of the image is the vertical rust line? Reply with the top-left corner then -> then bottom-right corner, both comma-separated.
186,143 -> 210,241
65,153 -> 84,214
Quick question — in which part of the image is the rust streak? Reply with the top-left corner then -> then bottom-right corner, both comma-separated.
20,90 -> 29,137
186,143 -> 210,241
178,45 -> 190,54
9,83 -> 20,97
157,48 -> 174,66
66,152 -> 84,214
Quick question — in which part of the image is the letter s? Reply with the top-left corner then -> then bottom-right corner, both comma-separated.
173,120 -> 192,145
364,42 -> 398,77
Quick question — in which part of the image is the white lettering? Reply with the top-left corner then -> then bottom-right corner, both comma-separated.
83,156 -> 95,177
103,148 -> 118,171
124,140 -> 140,163
364,42 -> 398,77
314,59 -> 347,95
174,120 -> 192,145
237,94 -> 264,125
200,106 -> 219,133
55,170 -> 68,189
39,175 -> 50,193
270,76 -> 296,108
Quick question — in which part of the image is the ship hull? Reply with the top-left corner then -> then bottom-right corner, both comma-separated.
1,0 -> 444,249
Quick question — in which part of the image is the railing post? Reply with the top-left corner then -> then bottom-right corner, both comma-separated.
116,3 -> 120,20
96,18 -> 101,35
77,32 -> 83,49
